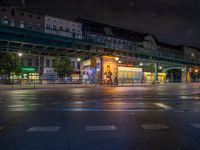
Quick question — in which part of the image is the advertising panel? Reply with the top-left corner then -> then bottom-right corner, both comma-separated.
102,56 -> 117,84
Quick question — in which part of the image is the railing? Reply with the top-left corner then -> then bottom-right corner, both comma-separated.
0,18 -> 199,64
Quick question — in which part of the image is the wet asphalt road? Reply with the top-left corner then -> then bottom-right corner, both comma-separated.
0,84 -> 200,150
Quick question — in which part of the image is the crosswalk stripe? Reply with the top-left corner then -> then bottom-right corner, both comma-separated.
86,125 -> 116,131
141,124 -> 170,130
27,126 -> 60,132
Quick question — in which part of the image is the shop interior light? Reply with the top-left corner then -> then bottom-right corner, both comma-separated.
118,60 -> 122,63
159,66 -> 162,69
115,57 -> 119,61
139,63 -> 143,66
195,69 -> 198,73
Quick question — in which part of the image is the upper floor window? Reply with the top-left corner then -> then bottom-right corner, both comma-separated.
53,25 -> 57,31
20,21 -> 24,28
2,8 -> 6,12
28,23 -> 32,29
11,19 -> 14,27
72,29 -> 75,32
46,59 -> 50,67
20,12 -> 24,16
71,61 -> 75,68
59,26 -> 63,31
77,62 -> 80,69
11,9 -> 15,16
27,59 -> 32,66
46,24 -> 50,30
35,59 -> 39,66
37,16 -> 41,19
2,17 -> 8,24
66,28 -> 69,32
52,59 -> 56,67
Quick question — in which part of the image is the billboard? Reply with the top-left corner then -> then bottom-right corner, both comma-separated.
102,56 -> 117,84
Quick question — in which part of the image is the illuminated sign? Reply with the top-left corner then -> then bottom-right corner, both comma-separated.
19,67 -> 36,72
102,56 -> 117,84
118,67 -> 142,72
118,63 -> 134,67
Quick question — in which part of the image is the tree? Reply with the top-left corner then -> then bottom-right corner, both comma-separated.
0,52 -> 22,82
53,56 -> 74,79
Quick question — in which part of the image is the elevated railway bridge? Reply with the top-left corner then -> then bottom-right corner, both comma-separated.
0,20 -> 199,83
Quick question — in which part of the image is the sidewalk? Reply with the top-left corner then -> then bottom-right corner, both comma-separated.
0,82 -> 196,90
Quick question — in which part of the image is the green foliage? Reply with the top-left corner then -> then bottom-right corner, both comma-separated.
53,56 -> 74,78
0,52 -> 22,78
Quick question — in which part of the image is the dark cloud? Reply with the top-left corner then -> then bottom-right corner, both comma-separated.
3,0 -> 200,47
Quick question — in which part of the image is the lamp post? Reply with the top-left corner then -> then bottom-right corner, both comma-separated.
18,52 -> 22,57
195,69 -> 198,82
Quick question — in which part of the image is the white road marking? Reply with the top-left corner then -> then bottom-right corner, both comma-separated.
8,104 -> 24,108
30,103 -> 45,106
86,125 -> 116,131
59,108 -> 164,112
0,127 -> 5,130
51,102 -> 61,105
27,126 -> 60,132
141,124 -> 170,130
154,103 -> 173,110
190,124 -> 200,128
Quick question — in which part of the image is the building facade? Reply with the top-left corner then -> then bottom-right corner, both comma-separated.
44,15 -> 82,39
0,7 -> 44,32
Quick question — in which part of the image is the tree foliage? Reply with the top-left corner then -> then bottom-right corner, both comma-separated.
0,52 -> 22,79
53,56 -> 74,78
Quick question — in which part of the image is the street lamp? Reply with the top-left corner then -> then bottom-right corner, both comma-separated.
118,60 -> 122,63
159,66 -> 162,70
115,57 -> 119,61
77,58 -> 81,62
18,52 -> 22,57
139,62 -> 143,66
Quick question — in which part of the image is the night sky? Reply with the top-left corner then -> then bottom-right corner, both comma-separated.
2,0 -> 200,47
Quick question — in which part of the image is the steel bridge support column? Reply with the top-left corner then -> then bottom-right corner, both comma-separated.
154,62 -> 158,83
38,54 -> 41,79
181,67 -> 187,82
187,67 -> 191,82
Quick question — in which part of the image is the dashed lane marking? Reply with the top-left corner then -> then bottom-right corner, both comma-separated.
50,102 -> 61,105
86,125 -> 116,131
27,126 -> 60,132
141,124 -> 170,130
7,104 -> 24,108
190,124 -> 200,128
154,103 -> 174,110
30,103 -> 45,106
0,127 -> 5,130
